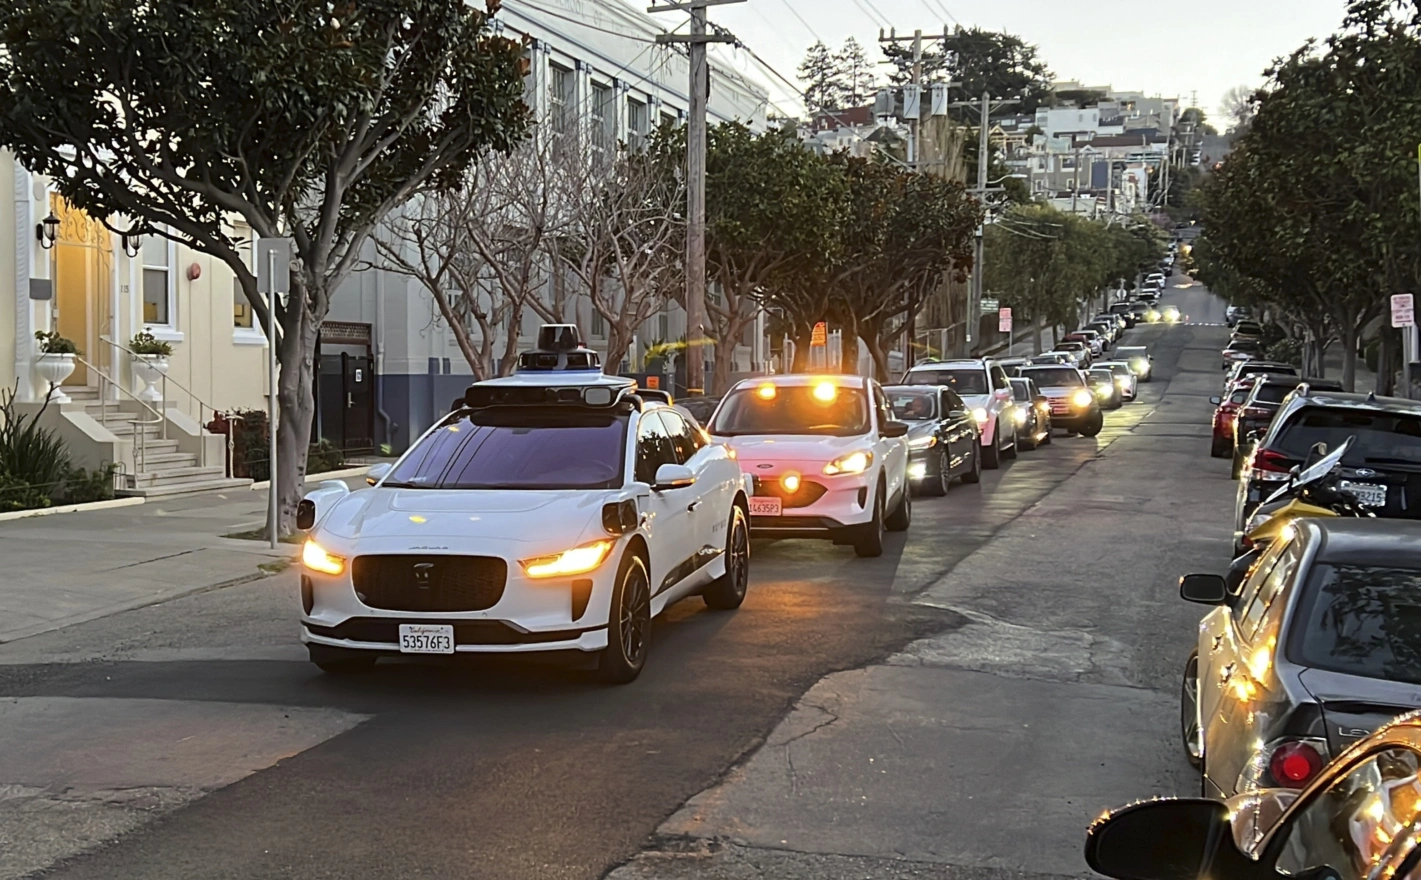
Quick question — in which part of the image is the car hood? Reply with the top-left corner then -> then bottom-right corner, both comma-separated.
955,393 -> 993,409
1036,385 -> 1084,399
722,434 -> 872,466
906,422 -> 939,444
316,487 -> 604,541
1298,668 -> 1421,756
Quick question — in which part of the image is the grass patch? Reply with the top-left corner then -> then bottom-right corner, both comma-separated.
259,558 -> 293,574
226,528 -> 304,545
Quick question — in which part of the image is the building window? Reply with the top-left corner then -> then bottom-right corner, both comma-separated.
550,64 -> 573,134
234,278 -> 254,329
627,98 -> 648,151
142,235 -> 173,326
591,83 -> 614,153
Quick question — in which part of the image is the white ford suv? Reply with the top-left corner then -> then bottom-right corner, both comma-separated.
900,359 -> 1019,468
706,374 -> 911,558
297,326 -> 752,683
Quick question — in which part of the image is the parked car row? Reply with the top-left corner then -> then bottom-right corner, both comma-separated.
1088,326 -> 1421,880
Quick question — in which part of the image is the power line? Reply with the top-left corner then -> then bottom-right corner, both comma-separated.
928,0 -> 960,25
510,0 -> 660,43
851,0 -> 892,30
774,0 -> 825,44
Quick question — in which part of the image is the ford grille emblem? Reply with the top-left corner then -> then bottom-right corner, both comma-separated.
1355,468 -> 1377,478
412,562 -> 435,588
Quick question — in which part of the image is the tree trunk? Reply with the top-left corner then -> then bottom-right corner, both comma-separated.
605,326 -> 632,378
1376,329 -> 1392,396
273,303 -> 320,538
1032,316 -> 1044,355
711,340 -> 735,396
862,335 -> 887,382
1340,322 -> 1358,393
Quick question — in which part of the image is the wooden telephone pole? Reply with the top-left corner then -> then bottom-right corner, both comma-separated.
649,0 -> 743,395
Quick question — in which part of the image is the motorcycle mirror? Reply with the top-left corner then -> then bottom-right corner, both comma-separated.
1303,441 -> 1329,468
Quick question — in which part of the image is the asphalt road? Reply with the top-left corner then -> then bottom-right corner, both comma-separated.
0,276 -> 1234,880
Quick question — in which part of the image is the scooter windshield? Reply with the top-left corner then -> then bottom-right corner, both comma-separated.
1260,436 -> 1354,507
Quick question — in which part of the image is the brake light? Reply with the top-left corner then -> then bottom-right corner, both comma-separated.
1251,448 -> 1293,473
1242,407 -> 1272,418
1268,741 -> 1325,788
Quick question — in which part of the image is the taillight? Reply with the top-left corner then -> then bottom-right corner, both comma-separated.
1249,448 -> 1294,480
1267,741 -> 1326,788
1242,407 -> 1272,418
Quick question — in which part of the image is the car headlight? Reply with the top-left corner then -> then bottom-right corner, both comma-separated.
908,435 -> 938,450
824,450 -> 873,475
970,407 -> 989,425
1115,377 -> 1130,387
521,540 -> 614,579
302,540 -> 346,576
1095,386 -> 1111,398
1131,359 -> 1149,373
1072,389 -> 1094,408
1012,408 -> 1027,425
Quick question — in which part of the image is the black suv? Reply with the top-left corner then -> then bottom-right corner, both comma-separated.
1234,387 -> 1421,552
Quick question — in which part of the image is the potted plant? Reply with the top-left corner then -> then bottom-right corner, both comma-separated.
130,328 -> 174,402
33,330 -> 80,403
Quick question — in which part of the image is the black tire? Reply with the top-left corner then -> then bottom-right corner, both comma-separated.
309,645 -> 377,675
1079,412 -> 1104,438
1018,421 -> 1037,451
1210,436 -> 1230,458
885,481 -> 911,532
921,450 -> 949,497
853,485 -> 886,558
597,552 -> 652,684
960,446 -> 982,484
981,426 -> 1002,469
1041,419 -> 1053,445
1182,651 -> 1203,768
1003,425 -> 1019,459
703,506 -> 750,611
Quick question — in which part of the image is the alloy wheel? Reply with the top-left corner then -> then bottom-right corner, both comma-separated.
619,565 -> 651,666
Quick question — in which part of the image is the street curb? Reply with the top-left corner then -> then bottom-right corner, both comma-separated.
0,568 -> 275,645
249,466 -> 370,491
0,495 -> 146,524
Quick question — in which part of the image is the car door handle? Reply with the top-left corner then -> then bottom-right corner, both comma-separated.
688,500 -> 702,512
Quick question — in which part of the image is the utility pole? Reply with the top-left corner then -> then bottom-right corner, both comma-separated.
650,0 -> 742,395
879,27 -> 929,369
949,89 -> 1018,356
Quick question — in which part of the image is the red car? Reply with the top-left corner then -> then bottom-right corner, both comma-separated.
1209,379 -> 1261,457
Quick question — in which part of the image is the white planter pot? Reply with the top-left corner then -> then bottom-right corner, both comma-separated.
34,353 -> 77,403
133,355 -> 169,402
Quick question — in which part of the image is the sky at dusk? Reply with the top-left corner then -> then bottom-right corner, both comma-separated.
702,0 -> 1351,119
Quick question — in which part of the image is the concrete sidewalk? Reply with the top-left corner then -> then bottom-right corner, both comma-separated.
0,487 -> 302,644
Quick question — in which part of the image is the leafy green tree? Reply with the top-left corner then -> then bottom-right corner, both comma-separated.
835,38 -> 878,107
1178,107 -> 1218,137
799,41 -> 846,111
884,27 -> 1053,114
0,0 -> 530,533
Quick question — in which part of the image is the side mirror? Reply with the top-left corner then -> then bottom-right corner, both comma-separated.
881,420 -> 910,439
297,480 -> 351,531
1209,396 -> 1221,405
653,463 -> 696,491
1180,573 -> 1228,605
1085,798 -> 1230,880
295,499 -> 317,530
365,462 -> 393,486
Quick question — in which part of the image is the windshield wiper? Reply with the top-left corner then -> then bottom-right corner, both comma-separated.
379,480 -> 424,488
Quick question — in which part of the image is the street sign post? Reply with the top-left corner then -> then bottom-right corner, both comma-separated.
999,308 -> 1012,356
1395,293 -> 1416,400
257,237 -> 293,548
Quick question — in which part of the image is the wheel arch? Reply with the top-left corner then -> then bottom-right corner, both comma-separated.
623,534 -> 650,571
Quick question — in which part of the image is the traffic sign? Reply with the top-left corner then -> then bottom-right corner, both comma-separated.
998,308 -> 1013,333
810,321 -> 827,346
1393,293 -> 1415,328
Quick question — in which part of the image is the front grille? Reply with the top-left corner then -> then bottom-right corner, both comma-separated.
351,555 -> 507,612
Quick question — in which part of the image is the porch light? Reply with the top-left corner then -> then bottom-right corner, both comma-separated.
120,229 -> 143,258
36,212 -> 59,250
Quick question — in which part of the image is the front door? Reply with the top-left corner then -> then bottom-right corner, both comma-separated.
50,195 -> 114,386
343,354 -> 374,453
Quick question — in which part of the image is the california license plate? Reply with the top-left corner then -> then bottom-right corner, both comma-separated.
749,496 -> 782,517
398,624 -> 454,654
1340,481 -> 1387,508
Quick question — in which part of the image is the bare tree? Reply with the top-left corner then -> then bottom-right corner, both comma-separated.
1220,84 -> 1257,133
549,145 -> 684,373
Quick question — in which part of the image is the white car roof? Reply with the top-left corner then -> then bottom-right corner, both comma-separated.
730,374 -> 869,390
907,360 -> 991,371
476,371 -> 635,389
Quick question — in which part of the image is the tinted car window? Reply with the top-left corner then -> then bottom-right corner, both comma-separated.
1009,379 -> 1034,402
1252,384 -> 1294,405
1288,563 -> 1421,684
660,410 -> 703,464
889,388 -> 937,421
1273,407 -> 1421,466
991,366 -> 1011,390
941,388 -> 965,413
388,412 -> 627,490
1229,340 -> 1264,353
1021,367 -> 1085,388
1229,390 -> 1250,405
904,369 -> 989,395
709,385 -> 871,437
635,412 -> 678,484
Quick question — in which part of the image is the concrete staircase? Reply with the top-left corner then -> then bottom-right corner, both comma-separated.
63,386 -> 252,498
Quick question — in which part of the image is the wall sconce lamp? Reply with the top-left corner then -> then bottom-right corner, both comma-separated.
36,212 -> 59,250
121,230 -> 144,258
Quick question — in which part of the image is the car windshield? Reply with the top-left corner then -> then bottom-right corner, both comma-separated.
1289,564 -> 1421,684
1022,367 -> 1084,388
1032,356 -> 1064,364
1273,407 -> 1421,466
1104,364 -> 1131,377
1009,380 -> 1033,402
709,384 -> 870,437
1228,340 -> 1263,353
1236,322 -> 1263,334
385,411 -> 627,490
903,368 -> 988,395
1252,384 -> 1295,405
888,389 -> 937,421
1117,348 -> 1147,359
1089,370 -> 1113,384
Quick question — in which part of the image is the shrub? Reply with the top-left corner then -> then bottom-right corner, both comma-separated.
130,328 -> 174,357
308,439 -> 346,475
34,330 -> 80,355
1266,337 -> 1304,366
0,381 -> 69,492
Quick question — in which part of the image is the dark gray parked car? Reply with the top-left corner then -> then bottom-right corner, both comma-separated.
883,385 -> 982,496
1180,518 -> 1421,798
